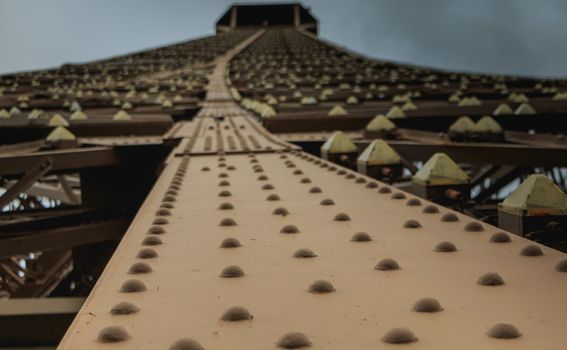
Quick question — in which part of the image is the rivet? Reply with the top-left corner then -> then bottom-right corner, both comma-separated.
308,279 -> 335,293
351,232 -> 372,242
218,180 -> 230,186
355,177 -> 366,183
320,198 -> 335,205
441,213 -> 459,222
262,184 -> 275,190
477,272 -> 505,286
218,190 -> 232,197
169,185 -> 180,191
464,221 -> 484,232
120,279 -> 147,293
169,338 -> 204,350
219,218 -> 237,226
163,195 -> 176,202
555,259 -> 567,272
406,198 -> 422,206
221,306 -> 253,321
161,202 -> 174,209
250,159 -> 258,163
142,236 -> 162,246
320,163 -> 328,168
201,167 -> 210,171
334,212 -> 351,221
227,165 -> 236,170
258,175 -> 268,181
277,332 -> 312,349
110,302 -> 140,315
166,190 -> 178,196
345,173 -> 355,179
328,166 -> 337,171
490,232 -> 511,243
366,182 -> 378,188
152,218 -> 169,225
218,163 -> 226,168
220,265 -> 245,278
378,186 -> 391,194
280,225 -> 300,234
375,258 -> 400,270
148,225 -> 166,234
287,163 -> 296,168
435,241 -> 457,252
267,194 -> 281,201
254,168 -> 264,173
220,237 -> 241,248
272,207 -> 290,216
337,170 -> 346,175
219,172 -> 228,178
520,244 -> 543,256
97,326 -> 129,343
136,248 -> 158,259
293,248 -> 317,258
403,219 -> 421,228
128,262 -> 152,274
309,186 -> 322,193
422,205 -> 439,213
293,170 -> 303,175
487,323 -> 522,339
412,297 -> 443,312
218,202 -> 234,210
382,328 -> 417,344
300,178 -> 312,184
391,192 -> 406,200
156,208 -> 171,216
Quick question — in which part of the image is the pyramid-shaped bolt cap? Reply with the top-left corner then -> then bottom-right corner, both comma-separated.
473,116 -> 503,134
413,153 -> 469,186
328,104 -> 348,117
46,126 -> 76,141
113,110 -> 132,120
365,114 -> 396,132
70,110 -> 88,120
499,174 -> 567,216
48,114 -> 69,127
514,103 -> 536,115
493,103 -> 514,115
448,116 -> 475,134
321,131 -> 357,154
357,139 -> 401,165
385,105 -> 406,119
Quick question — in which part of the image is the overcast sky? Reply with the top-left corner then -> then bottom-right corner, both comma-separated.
1,0 -> 566,77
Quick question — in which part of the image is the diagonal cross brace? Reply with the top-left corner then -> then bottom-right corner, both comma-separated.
0,158 -> 53,208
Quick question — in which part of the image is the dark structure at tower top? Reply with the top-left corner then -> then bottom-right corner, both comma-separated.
216,3 -> 318,35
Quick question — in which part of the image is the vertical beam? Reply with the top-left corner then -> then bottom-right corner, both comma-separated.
294,4 -> 301,27
230,6 -> 237,28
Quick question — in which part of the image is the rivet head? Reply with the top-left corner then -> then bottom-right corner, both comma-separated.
345,173 -> 355,179
412,297 -> 443,312
366,182 -> 378,188
142,236 -> 162,246
218,202 -> 234,210
403,219 -> 421,228
148,225 -> 166,234
201,167 -> 210,171
280,225 -> 300,234
391,192 -> 406,199
221,306 -> 253,321
351,232 -> 372,242
441,213 -> 459,222
277,332 -> 312,348
422,204 -> 439,213
375,257 -> 400,270
111,302 -> 140,315
382,327 -> 417,344
555,259 -> 567,272
464,221 -> 484,232
120,279 -> 147,293
309,186 -> 322,193
337,170 -> 346,175
378,186 -> 391,194
300,177 -> 312,184
273,207 -> 290,216
477,272 -> 505,286
220,237 -> 241,248
487,323 -> 522,339
220,265 -> 245,278
97,326 -> 129,343
308,279 -> 335,293
520,244 -> 543,256
406,198 -> 422,206
490,232 -> 511,243
435,241 -> 457,252
262,184 -> 275,190
136,248 -> 158,259
218,190 -> 232,197
219,218 -> 237,226
129,262 -> 153,274
267,194 -> 281,201
293,248 -> 317,258
355,177 -> 367,184
218,180 -> 230,187
293,169 -> 303,175
258,175 -> 269,181
218,172 -> 228,178
152,218 -> 169,225
320,198 -> 335,205
169,338 -> 204,350
334,212 -> 351,221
